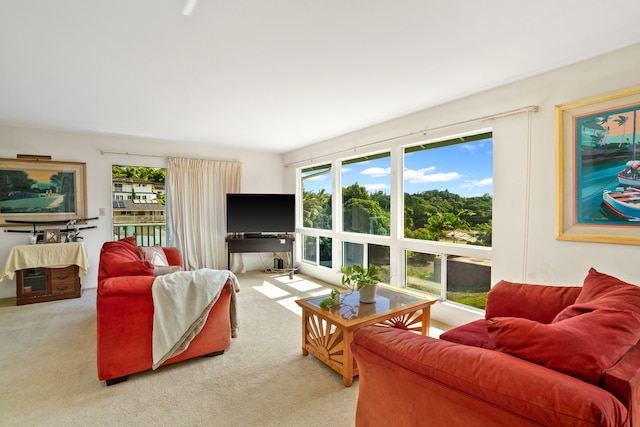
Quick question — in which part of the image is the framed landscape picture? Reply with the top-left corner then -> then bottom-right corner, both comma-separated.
556,85 -> 640,244
0,158 -> 87,227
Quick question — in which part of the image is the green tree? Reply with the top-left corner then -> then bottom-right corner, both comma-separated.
343,198 -> 389,235
302,189 -> 331,229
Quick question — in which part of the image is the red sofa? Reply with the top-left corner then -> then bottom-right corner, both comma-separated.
351,268 -> 640,427
97,237 -> 234,385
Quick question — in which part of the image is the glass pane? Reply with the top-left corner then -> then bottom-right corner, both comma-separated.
342,153 -> 391,236
319,237 -> 332,268
301,164 -> 332,230
367,244 -> 390,284
302,235 -> 317,263
343,241 -> 363,267
404,134 -> 492,247
446,255 -> 491,310
405,250 -> 442,297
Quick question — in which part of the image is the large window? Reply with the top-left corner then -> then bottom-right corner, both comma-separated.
342,153 -> 390,236
297,131 -> 492,312
404,133 -> 492,247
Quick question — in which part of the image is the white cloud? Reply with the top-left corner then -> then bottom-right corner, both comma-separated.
459,178 -> 493,188
361,167 -> 390,177
365,183 -> 389,192
404,167 -> 462,183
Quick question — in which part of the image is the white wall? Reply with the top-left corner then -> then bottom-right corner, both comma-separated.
283,43 -> 640,326
0,126 -> 284,298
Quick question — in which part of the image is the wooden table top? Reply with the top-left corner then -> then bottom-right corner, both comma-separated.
295,284 -> 438,329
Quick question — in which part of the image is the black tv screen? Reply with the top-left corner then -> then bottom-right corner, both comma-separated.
226,193 -> 295,234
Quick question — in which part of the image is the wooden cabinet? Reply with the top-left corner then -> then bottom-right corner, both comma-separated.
16,265 -> 81,305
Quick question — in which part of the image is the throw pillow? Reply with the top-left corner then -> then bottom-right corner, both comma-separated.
485,280 -> 581,324
487,309 -> 640,384
138,245 -> 170,266
101,237 -> 140,261
101,252 -> 155,277
553,268 -> 640,322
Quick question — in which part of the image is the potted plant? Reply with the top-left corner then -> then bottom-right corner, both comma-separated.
319,263 -> 386,309
341,263 -> 385,303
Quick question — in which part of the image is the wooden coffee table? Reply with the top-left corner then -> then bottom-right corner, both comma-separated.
295,285 -> 437,386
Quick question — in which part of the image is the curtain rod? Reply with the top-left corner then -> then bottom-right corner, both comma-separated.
99,150 -> 168,158
285,105 -> 539,167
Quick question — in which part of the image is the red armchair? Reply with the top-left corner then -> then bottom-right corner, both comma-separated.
351,268 -> 640,426
97,237 -> 234,385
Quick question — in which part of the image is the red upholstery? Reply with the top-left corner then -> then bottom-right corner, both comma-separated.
353,272 -> 640,427
96,239 -> 232,384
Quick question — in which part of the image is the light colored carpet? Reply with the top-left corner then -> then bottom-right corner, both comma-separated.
0,272 -> 360,427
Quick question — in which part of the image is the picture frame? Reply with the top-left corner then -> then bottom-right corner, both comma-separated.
0,158 -> 87,227
556,85 -> 640,245
43,228 -> 60,244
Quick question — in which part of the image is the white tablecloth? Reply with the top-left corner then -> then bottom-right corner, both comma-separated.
0,242 -> 89,281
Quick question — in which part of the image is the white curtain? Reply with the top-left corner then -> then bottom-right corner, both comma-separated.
166,158 -> 241,271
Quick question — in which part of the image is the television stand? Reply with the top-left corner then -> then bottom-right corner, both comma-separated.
226,235 -> 295,270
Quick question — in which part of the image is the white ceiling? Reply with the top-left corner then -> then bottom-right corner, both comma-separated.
1,1 -> 640,154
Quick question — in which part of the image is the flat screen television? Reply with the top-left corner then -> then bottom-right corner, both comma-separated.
226,193 -> 295,235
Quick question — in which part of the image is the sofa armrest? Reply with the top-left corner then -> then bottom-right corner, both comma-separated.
162,247 -> 184,268
352,327 -> 628,427
485,280 -> 582,323
603,343 -> 640,427
98,275 -> 155,296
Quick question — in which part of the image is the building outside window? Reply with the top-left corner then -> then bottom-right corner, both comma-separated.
111,165 -> 166,246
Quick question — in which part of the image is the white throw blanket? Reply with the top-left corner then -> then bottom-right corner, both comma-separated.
151,268 -> 240,369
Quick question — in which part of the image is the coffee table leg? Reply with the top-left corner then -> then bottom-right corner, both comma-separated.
421,306 -> 431,336
342,329 -> 354,387
301,309 -> 309,356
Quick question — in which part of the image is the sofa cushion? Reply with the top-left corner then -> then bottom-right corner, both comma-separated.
554,268 -> 640,322
487,309 -> 640,384
138,245 -> 170,266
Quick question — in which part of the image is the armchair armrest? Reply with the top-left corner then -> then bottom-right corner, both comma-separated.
98,275 -> 155,296
485,280 -> 581,323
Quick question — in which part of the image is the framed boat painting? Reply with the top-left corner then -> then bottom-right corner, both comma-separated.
0,158 -> 87,227
556,85 -> 640,244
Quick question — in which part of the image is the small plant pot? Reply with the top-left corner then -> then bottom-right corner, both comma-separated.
359,284 -> 378,303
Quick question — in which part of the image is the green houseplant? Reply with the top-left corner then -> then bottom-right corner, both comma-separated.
342,263 -> 385,303
320,264 -> 386,309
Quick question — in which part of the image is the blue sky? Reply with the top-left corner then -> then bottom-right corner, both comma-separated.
303,139 -> 493,198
